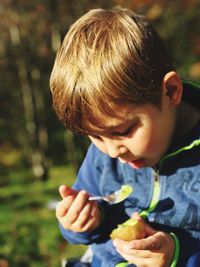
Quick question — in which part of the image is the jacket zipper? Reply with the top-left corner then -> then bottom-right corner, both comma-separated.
139,139 -> 200,219
139,168 -> 160,219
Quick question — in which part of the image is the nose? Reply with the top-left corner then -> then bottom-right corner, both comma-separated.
105,139 -> 127,158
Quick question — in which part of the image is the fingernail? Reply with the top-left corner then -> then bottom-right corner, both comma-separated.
80,190 -> 88,195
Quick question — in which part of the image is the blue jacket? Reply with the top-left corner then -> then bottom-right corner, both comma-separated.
60,81 -> 200,267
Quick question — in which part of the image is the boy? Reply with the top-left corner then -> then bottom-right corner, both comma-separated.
50,7 -> 200,267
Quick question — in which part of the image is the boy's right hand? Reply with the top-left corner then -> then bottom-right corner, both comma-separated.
56,185 -> 101,233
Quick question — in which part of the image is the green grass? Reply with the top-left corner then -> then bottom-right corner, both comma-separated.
0,165 -> 87,267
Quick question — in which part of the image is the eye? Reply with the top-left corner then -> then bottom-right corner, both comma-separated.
121,126 -> 132,136
113,121 -> 138,137
117,126 -> 132,136
111,126 -> 132,137
91,135 -> 102,141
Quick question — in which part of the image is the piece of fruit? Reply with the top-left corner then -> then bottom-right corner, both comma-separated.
115,184 -> 133,203
110,218 -> 145,241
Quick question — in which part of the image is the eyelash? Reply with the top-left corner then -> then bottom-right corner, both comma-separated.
91,125 -> 134,140
92,135 -> 102,141
118,127 -> 132,136
109,125 -> 133,138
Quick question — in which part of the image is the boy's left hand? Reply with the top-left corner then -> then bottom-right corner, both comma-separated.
113,214 -> 175,267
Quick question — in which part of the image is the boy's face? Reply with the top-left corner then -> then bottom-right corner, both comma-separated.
89,91 -> 177,169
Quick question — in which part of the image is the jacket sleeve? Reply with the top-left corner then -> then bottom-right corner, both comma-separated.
59,144 -> 129,245
174,231 -> 200,267
150,222 -> 200,267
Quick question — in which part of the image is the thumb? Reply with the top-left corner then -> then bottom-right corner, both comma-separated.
131,212 -> 156,236
131,212 -> 143,221
59,185 -> 77,199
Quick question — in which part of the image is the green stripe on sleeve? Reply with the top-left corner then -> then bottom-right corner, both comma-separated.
170,233 -> 180,267
115,262 -> 129,267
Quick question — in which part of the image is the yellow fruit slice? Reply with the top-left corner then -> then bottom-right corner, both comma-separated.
115,185 -> 133,203
110,218 -> 145,241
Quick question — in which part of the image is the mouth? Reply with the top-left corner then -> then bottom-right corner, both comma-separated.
128,158 -> 145,169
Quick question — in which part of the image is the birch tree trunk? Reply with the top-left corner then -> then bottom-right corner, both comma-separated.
9,25 -> 49,181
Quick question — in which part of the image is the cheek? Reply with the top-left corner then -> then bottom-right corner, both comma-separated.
90,139 -> 108,155
140,125 -> 169,156
131,126 -> 160,154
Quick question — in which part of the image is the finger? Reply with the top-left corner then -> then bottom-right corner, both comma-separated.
115,246 -> 150,267
131,211 -> 142,220
86,201 -> 101,230
73,202 -> 92,227
70,201 -> 98,232
143,222 -> 157,237
114,243 -> 151,267
90,201 -> 100,218
128,233 -> 163,251
81,203 -> 101,231
66,190 -> 90,224
132,212 -> 156,237
59,185 -> 77,199
113,239 -> 150,258
77,200 -> 99,225
56,195 -> 75,218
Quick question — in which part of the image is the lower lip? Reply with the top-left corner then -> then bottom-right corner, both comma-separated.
128,159 -> 145,169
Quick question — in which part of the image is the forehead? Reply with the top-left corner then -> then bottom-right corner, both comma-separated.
87,104 -> 137,133
86,102 -> 161,135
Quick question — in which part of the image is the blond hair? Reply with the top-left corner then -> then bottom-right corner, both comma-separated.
50,7 -> 174,134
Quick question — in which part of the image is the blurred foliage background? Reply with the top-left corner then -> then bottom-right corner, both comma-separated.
0,0 -> 200,266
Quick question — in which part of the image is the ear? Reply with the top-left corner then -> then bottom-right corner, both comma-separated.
162,71 -> 183,106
